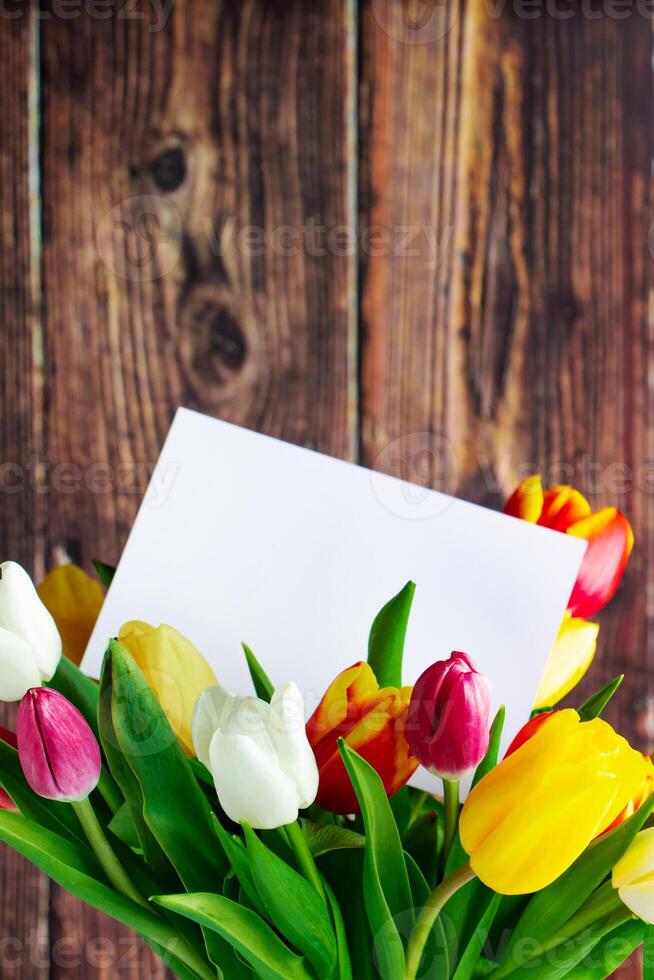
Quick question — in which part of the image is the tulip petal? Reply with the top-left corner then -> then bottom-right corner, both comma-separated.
306,662 -> 379,748
0,562 -> 61,681
613,827 -> 654,889
119,622 -> 217,755
17,688 -> 101,802
37,564 -> 104,666
566,509 -> 634,618
617,881 -> 654,924
533,615 -> 599,710
460,710 -> 649,894
192,683 -> 235,767
0,628 -> 42,701
209,731 -> 300,830
504,476 -> 544,522
270,682 -> 318,809
538,486 -> 592,532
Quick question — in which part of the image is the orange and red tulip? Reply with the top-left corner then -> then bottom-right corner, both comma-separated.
306,661 -> 417,814
505,476 -> 633,618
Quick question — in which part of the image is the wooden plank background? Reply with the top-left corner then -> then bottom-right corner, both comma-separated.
0,0 -> 651,976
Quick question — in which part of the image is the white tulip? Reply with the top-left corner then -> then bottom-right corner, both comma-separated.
192,680 -> 319,830
612,827 -> 654,923
0,561 -> 62,701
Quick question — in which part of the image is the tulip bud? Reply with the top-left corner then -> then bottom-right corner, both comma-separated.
0,561 -> 62,701
17,688 -> 101,802
406,651 -> 492,780
612,828 -> 654,923
192,680 -> 319,830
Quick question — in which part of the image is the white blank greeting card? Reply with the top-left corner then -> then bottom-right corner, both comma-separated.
83,408 -> 586,786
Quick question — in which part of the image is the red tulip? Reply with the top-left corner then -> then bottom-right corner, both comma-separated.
306,662 -> 417,814
17,689 -> 101,802
505,477 -> 633,618
406,652 -> 492,779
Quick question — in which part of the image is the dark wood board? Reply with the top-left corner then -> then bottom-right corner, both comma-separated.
0,1 -> 651,976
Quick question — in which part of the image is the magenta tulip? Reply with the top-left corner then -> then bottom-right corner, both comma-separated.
17,688 -> 101,802
407,651 -> 492,779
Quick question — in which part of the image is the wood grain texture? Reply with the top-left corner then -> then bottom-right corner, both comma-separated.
0,9 -> 51,979
2,0 -> 356,976
0,0 -> 652,975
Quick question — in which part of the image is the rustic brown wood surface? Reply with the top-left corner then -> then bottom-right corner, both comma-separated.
0,0 -> 651,976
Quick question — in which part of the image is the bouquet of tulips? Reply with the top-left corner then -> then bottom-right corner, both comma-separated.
0,476 -> 652,979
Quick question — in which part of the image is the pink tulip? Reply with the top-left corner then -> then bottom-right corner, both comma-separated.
17,689 -> 101,802
406,651 -> 492,779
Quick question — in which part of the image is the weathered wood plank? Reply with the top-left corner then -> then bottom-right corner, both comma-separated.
0,8 -> 51,978
360,2 -> 652,735
36,0 -> 356,976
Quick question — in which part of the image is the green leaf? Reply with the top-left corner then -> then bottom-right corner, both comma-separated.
153,893 -> 315,980
499,793 -> 654,973
577,676 -> 624,721
242,643 -> 274,702
451,894 -> 501,980
0,738 -> 85,844
99,651 -> 176,885
405,851 -> 450,979
367,581 -> 415,688
323,878 -> 353,980
390,787 -> 412,836
105,640 -> 247,977
403,811 -> 440,889
301,819 -> 364,858
565,919 -> 644,979
211,815 -> 267,918
319,850 -> 374,980
472,706 -> 506,789
93,559 -> 116,587
243,823 -> 337,977
108,803 -> 140,850
339,740 -> 412,978
0,810 -> 212,977
47,654 -> 101,737
503,911 -> 633,980
644,923 -> 654,980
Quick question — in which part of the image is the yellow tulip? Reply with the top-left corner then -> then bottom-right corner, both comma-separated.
37,564 -> 105,666
459,709 -> 650,895
533,613 -> 599,710
118,621 -> 217,755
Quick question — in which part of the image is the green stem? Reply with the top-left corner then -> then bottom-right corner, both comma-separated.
285,820 -> 326,901
405,860 -> 476,980
442,778 -> 460,870
97,767 -> 123,815
72,797 -> 147,909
